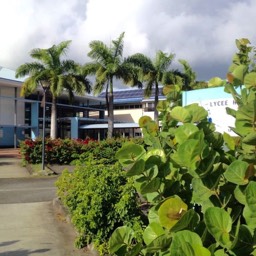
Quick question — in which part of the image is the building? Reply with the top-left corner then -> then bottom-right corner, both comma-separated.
1,66 -> 235,147
82,88 -> 165,138
0,67 -> 106,147
0,67 -> 162,146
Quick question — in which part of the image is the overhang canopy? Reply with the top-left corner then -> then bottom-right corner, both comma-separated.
80,123 -> 139,129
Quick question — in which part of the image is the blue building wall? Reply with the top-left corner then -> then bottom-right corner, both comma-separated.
0,126 -> 25,147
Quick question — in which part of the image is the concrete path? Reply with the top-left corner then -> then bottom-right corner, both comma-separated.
0,149 -> 87,255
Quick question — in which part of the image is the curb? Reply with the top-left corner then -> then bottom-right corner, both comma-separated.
52,197 -> 72,224
52,198 -> 100,256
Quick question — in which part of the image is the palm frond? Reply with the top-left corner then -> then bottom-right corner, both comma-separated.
83,62 -> 101,76
15,62 -> 45,78
126,53 -> 155,73
88,41 -> 112,65
54,40 -> 72,56
111,32 -> 125,58
145,81 -> 154,98
154,51 -> 175,72
93,81 -> 105,96
20,77 -> 39,96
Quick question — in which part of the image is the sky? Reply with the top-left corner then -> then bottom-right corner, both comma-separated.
1,0 -> 256,83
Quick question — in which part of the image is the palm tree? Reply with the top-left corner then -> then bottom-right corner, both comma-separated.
15,40 -> 91,139
84,32 -> 142,138
178,59 -> 196,90
126,51 -> 175,121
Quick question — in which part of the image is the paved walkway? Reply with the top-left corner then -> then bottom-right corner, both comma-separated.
0,148 -> 88,255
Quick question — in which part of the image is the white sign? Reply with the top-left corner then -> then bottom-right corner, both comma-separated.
199,98 -> 237,135
183,87 -> 238,135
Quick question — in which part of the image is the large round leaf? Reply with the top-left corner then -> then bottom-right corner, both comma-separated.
224,160 -> 249,185
245,181 -> 256,212
170,209 -> 200,232
242,132 -> 256,145
158,196 -> 187,229
139,116 -> 152,128
126,159 -> 145,177
231,65 -> 247,82
208,77 -> 225,87
145,121 -> 159,136
244,72 -> 256,88
143,222 -> 165,245
175,124 -> 199,144
116,143 -> 145,166
109,226 -> 134,254
185,103 -> 208,123
170,106 -> 192,123
170,230 -> 211,256
205,207 -> 232,247
223,132 -> 236,151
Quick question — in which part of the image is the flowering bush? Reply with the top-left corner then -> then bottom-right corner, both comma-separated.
19,137 -> 95,165
19,137 -> 144,165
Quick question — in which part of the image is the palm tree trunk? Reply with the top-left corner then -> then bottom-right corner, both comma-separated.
50,96 -> 57,139
107,78 -> 114,139
154,82 -> 159,122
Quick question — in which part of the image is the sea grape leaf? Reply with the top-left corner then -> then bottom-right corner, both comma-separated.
158,196 -> 188,230
175,124 -> 199,144
170,106 -> 192,123
170,230 -> 211,256
208,77 -> 225,87
170,209 -> 200,232
143,222 -> 165,245
244,72 -> 256,89
139,116 -> 152,127
192,178 -> 215,204
205,207 -> 232,247
223,132 -> 236,151
126,159 -> 145,177
116,143 -> 145,166
224,160 -> 249,185
109,226 -> 134,254
242,132 -> 256,145
245,181 -> 256,212
184,103 -> 208,123
141,177 -> 161,194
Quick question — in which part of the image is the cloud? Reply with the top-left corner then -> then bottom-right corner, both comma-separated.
0,0 -> 256,82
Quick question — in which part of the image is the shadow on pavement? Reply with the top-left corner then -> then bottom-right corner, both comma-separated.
0,240 -> 19,247
0,248 -> 50,256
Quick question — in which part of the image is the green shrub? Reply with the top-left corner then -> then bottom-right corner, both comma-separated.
75,138 -> 144,165
55,157 -> 145,254
20,137 -> 144,166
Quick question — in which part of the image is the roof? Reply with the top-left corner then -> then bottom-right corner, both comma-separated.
0,67 -> 25,82
99,87 -> 165,103
80,123 -> 139,129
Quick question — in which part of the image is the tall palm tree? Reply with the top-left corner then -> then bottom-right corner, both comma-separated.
84,32 -> 142,138
126,51 -> 175,121
15,40 -> 91,139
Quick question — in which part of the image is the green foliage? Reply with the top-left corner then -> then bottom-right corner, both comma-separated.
56,160 -> 145,253
20,137 -> 144,166
55,138 -> 145,254
109,38 -> 256,256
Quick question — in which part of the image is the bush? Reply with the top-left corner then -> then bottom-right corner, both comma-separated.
19,137 -> 95,165
20,137 -> 144,166
55,157 -> 145,254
